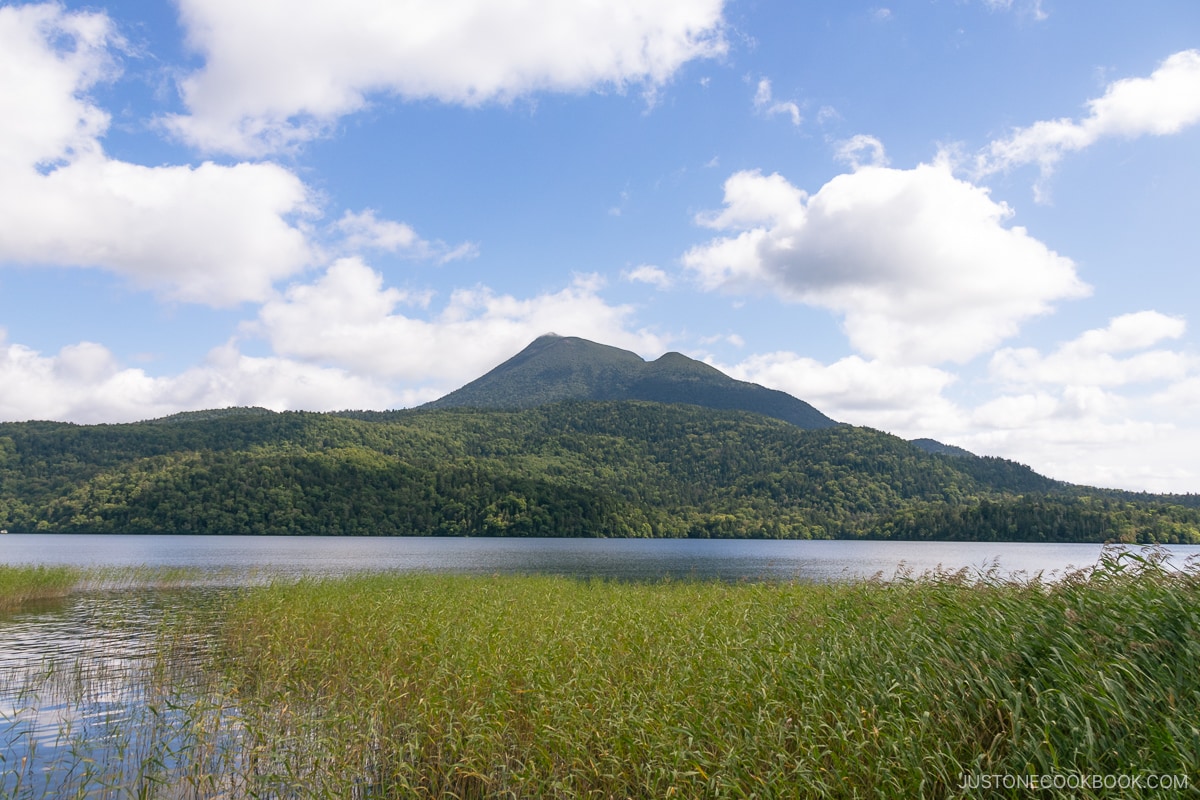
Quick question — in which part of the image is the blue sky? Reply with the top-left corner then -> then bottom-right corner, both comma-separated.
2,0 -> 1199,493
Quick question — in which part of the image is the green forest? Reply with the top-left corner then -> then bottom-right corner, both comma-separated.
1,402 -> 1197,541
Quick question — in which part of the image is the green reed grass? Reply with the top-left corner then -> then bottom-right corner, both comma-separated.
0,564 -> 248,614
0,565 -> 80,612
211,550 -> 1200,798
1,581 -> 242,799
5,553 -> 1197,797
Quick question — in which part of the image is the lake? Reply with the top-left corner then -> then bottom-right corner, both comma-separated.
7,533 -> 1197,583
4,535 -> 1199,795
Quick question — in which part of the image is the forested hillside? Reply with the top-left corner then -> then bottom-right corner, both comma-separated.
1,402 -> 1197,541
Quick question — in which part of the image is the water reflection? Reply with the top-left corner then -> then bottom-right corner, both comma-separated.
0,590 -> 234,798
9,534 -> 1192,582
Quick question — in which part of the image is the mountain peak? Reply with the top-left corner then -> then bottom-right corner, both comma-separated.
424,335 -> 837,429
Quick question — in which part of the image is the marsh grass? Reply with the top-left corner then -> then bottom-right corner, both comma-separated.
3,551 -> 1198,797
0,565 -> 80,612
1,581 -> 241,799
0,564 -> 248,616
212,549 -> 1200,798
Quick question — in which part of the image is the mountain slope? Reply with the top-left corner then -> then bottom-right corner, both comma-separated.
424,334 -> 838,429
910,438 -> 975,458
2,402 -> 1197,541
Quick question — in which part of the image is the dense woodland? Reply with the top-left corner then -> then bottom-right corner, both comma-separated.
1,402 -> 1197,541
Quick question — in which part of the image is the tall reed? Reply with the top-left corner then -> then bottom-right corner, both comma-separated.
0,565 -> 79,612
213,549 -> 1200,798
1,580 -> 240,799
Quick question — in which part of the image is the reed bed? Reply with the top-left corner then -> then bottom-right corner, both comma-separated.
212,549 -> 1200,798
0,564 -> 257,613
0,565 -> 80,612
1,583 -> 240,799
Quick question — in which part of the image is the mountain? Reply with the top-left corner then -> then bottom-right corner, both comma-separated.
3,336 -> 1197,541
2,401 -> 1198,541
425,334 -> 837,430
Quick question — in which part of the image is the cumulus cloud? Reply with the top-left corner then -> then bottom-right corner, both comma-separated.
622,264 -> 673,289
960,389 -> 1196,492
707,317 -> 1199,491
719,351 -> 962,433
166,0 -> 729,155
251,258 -> 667,388
0,3 -> 115,170
972,388 -> 1134,431
1,157 -> 315,306
335,209 -> 479,264
990,311 -> 1191,387
949,310 -> 1200,490
716,321 -> 1199,492
977,50 -> 1200,197
0,3 -> 315,306
683,163 -> 1088,363
1151,377 -> 1200,425
0,331 -> 396,424
752,78 -> 801,126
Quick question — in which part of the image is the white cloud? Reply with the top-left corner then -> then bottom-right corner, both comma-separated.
166,0 -> 729,155
0,3 -> 115,171
685,172 -> 1199,491
1153,376 -> 1200,409
709,330 -> 1200,492
990,311 -> 1191,387
1068,310 -> 1186,354
960,391 -> 1196,492
335,209 -> 479,264
834,134 -> 889,170
718,335 -> 1200,492
0,3 -> 316,306
719,351 -> 962,434
972,386 -> 1139,431
977,50 -> 1200,195
752,78 -> 801,126
252,258 -> 667,388
1,156 -> 315,306
622,264 -> 673,289
0,332 -> 395,424
952,310 -> 1200,491
683,162 -> 1088,364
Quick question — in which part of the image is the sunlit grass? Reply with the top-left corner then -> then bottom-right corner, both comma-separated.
3,551 -> 1198,797
0,564 -> 252,613
213,549 -> 1200,797
74,564 -> 244,591
0,565 -> 80,612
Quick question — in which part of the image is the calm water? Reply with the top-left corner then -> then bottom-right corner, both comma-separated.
4,535 -> 1199,795
8,533 -> 1195,582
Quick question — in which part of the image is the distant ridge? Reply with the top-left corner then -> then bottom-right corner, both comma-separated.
424,334 -> 838,430
143,407 -> 276,424
910,438 -> 975,458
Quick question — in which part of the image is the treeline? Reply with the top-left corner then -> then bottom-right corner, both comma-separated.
871,496 -> 1200,544
1,402 -> 1197,542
